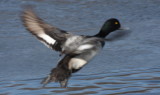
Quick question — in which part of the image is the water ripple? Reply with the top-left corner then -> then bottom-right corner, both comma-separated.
0,67 -> 160,95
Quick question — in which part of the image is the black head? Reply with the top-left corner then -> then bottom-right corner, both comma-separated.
95,18 -> 121,38
103,18 -> 121,31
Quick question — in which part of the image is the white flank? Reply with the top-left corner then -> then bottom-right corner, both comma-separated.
38,33 -> 56,45
77,44 -> 93,51
69,58 -> 87,69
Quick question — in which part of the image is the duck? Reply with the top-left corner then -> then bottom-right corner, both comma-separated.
22,8 -> 124,88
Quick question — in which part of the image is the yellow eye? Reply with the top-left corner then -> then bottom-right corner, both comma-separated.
115,22 -> 118,24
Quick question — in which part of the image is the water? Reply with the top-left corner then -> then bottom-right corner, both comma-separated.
1,67 -> 160,95
0,0 -> 160,95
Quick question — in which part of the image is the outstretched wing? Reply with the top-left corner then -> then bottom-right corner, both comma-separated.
21,8 -> 72,51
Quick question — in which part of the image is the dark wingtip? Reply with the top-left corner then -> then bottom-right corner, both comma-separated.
21,4 -> 34,18
21,5 -> 35,27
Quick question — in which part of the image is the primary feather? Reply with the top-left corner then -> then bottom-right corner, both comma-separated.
22,9 -> 71,51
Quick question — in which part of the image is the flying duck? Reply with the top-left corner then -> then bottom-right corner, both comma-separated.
22,8 -> 124,88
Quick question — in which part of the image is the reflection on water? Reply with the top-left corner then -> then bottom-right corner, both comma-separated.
0,67 -> 160,95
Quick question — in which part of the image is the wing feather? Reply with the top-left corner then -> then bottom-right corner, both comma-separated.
21,8 -> 71,51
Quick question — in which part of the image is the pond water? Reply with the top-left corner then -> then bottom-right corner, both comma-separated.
0,0 -> 160,95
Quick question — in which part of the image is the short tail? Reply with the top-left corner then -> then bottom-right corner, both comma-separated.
41,67 -> 71,88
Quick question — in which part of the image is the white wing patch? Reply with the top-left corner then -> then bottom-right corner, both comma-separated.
22,9 -> 57,49
38,33 -> 56,45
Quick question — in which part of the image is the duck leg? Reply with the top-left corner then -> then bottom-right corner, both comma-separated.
41,55 -> 73,87
60,78 -> 68,88
41,67 -> 71,87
